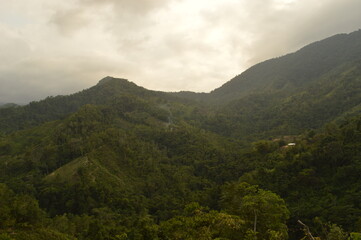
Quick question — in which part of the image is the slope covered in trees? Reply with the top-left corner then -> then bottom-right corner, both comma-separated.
0,93 -> 289,239
174,29 -> 361,104
2,30 -> 361,239
210,29 -> 361,102
203,60 -> 361,139
172,30 -> 361,140
0,77 -> 199,133
2,96 -> 361,239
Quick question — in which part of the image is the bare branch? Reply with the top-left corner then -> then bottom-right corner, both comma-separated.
298,220 -> 316,240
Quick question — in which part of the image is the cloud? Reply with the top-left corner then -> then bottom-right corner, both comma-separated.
0,26 -> 32,64
81,0 -> 170,14
50,8 -> 90,36
0,0 -> 360,103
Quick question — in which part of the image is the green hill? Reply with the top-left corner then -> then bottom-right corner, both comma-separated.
173,30 -> 361,139
203,60 -> 361,139
2,29 -> 361,239
0,76 -> 200,133
175,29 -> 361,104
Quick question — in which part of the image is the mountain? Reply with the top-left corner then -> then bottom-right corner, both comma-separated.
173,30 -> 361,139
0,76 -> 201,133
3,29 -> 361,138
2,30 -> 361,239
174,29 -> 361,104
0,78 -> 250,239
210,29 -> 361,102
201,60 -> 361,139
0,103 -> 19,109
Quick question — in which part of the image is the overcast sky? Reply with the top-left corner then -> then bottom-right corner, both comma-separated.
1,0 -> 361,103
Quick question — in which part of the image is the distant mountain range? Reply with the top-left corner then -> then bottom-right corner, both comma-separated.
173,29 -> 361,138
0,102 -> 19,108
2,29 -> 361,139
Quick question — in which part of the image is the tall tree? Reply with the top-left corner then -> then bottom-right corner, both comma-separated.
221,182 -> 289,240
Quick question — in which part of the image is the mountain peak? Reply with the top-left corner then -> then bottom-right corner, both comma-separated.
207,29 -> 361,103
97,76 -> 130,86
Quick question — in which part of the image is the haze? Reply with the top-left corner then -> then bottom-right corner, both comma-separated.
1,0 -> 361,103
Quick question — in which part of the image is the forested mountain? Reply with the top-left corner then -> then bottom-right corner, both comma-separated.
174,29 -> 361,140
1,30 -> 361,239
202,60 -> 361,139
0,77 -> 200,133
0,85 -> 257,239
174,29 -> 361,103
210,29 -> 361,102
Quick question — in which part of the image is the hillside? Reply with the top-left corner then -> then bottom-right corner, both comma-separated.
2,30 -> 361,239
0,76 -> 201,133
3,29 -> 361,140
0,103 -> 19,109
2,89 -> 361,239
0,90 -> 256,239
203,60 -> 361,139
173,30 -> 361,140
174,29 -> 361,104
211,30 -> 361,102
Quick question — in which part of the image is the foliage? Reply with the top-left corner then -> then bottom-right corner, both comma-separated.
2,30 -> 361,239
221,182 -> 289,240
159,202 -> 245,240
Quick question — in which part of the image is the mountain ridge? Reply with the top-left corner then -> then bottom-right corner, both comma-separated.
2,29 -> 361,139
172,29 -> 361,104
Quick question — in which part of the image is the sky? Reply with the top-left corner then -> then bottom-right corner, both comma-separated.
1,0 -> 361,103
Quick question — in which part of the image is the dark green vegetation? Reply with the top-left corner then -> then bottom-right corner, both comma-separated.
175,29 -> 361,140
1,29 -> 361,239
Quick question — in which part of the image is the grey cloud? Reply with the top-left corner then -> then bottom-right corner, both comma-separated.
0,28 -> 32,64
50,0 -> 175,44
245,0 -> 361,65
81,0 -> 173,14
50,8 -> 90,36
0,54 -> 126,103
199,0 -> 361,69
